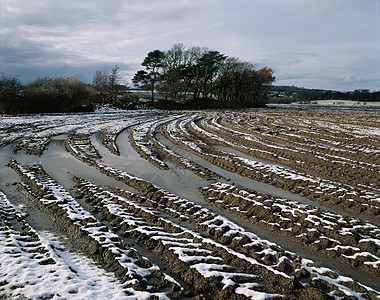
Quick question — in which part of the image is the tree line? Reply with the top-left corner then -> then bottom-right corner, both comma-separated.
0,68 -> 130,114
132,43 -> 275,108
0,75 -> 94,114
291,89 -> 380,102
269,86 -> 380,103
0,43 -> 277,113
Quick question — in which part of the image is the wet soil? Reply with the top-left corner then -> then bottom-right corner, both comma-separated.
1,109 -> 379,299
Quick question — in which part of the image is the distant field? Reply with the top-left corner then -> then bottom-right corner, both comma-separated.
298,99 -> 380,106
0,108 -> 379,299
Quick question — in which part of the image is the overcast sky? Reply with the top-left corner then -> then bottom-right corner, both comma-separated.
1,0 -> 379,91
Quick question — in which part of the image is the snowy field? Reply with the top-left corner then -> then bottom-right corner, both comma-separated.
294,100 -> 380,107
0,108 -> 379,299
313,100 -> 380,106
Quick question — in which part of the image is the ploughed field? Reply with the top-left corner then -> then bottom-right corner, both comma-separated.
0,109 -> 379,299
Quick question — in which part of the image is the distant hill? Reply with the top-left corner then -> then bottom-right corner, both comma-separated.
269,86 -> 380,102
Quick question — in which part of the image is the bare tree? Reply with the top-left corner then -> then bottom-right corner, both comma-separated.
108,65 -> 121,104
93,65 -> 122,105
93,70 -> 109,105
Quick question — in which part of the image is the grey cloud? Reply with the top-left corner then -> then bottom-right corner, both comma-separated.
1,0 -> 379,91
335,74 -> 380,87
276,73 -> 311,81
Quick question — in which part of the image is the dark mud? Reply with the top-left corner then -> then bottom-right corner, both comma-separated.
1,109 -> 379,299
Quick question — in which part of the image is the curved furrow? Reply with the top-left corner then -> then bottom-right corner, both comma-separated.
129,115 -> 178,170
0,190 -> 138,299
199,182 -> 380,277
218,113 -> 380,170
201,114 -> 380,189
101,117 -> 148,155
74,178 -> 380,299
62,129 -> 380,298
162,116 -> 380,221
2,109 -> 380,299
7,159 -> 177,299
75,178 -> 286,299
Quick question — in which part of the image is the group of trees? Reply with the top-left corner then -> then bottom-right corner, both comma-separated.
0,75 -> 93,114
132,44 -> 275,107
92,65 -> 130,105
4,42 -> 380,114
1,44 -> 276,114
0,76 -> 23,114
0,65 -> 130,114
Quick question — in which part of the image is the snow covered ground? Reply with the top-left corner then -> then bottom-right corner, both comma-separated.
304,100 -> 380,107
0,108 -> 379,299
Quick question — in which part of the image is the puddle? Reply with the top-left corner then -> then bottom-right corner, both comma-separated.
156,133 -> 310,201
155,133 -> 373,221
1,112 -> 379,296
92,131 -> 208,204
0,145 -> 20,184
1,141 -> 138,195
51,134 -> 69,141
